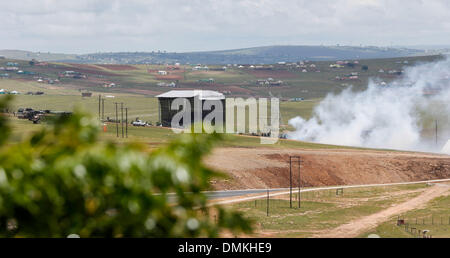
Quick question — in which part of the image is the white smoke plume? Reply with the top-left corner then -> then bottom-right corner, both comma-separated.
288,58 -> 450,153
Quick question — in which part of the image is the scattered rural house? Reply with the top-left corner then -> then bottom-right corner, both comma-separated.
26,91 -> 44,95
156,90 -> 226,127
157,82 -> 176,88
192,65 -> 209,71
0,73 -> 9,78
35,62 -> 49,66
277,62 -> 286,65
198,78 -> 215,84
17,70 -> 36,75
256,78 -> 283,86
6,62 -> 19,67
158,70 -> 168,75
61,71 -> 87,79
378,69 -> 385,73
165,65 -> 180,70
81,92 -> 93,97
6,67 -> 19,71
330,64 -> 344,68
209,67 -> 227,71
269,80 -> 284,86
335,74 -> 360,81
103,83 -> 116,88
388,70 -> 403,75
290,97 -> 304,102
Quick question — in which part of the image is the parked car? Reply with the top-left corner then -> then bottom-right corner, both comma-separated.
131,120 -> 148,127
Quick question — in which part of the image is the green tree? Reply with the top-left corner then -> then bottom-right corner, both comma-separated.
0,97 -> 252,237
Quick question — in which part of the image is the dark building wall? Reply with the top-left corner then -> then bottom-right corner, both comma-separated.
158,97 -> 226,128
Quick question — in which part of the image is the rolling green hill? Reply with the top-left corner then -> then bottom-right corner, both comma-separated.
1,45 -> 428,64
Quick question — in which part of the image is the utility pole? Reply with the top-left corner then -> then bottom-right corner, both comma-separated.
101,98 -> 105,121
289,156 -> 301,209
115,103 -> 119,137
98,94 -> 101,120
121,103 -> 124,138
125,107 -> 128,138
435,120 -> 438,147
289,156 -> 292,208
298,157 -> 301,209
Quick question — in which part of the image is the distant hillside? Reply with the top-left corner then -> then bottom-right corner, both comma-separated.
0,45 -> 427,64
0,50 -> 78,62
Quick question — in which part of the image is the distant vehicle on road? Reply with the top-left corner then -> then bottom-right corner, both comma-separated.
131,120 -> 148,127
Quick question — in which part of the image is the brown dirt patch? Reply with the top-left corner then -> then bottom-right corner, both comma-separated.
155,74 -> 183,80
97,64 -> 138,71
205,148 -> 450,190
51,64 -> 120,77
247,70 -> 298,79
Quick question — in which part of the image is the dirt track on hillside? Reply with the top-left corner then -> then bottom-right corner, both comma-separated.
314,183 -> 450,238
205,148 -> 450,190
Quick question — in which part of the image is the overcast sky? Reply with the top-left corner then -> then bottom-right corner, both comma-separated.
1,0 -> 450,54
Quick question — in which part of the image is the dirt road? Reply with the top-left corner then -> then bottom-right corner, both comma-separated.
314,183 -> 450,238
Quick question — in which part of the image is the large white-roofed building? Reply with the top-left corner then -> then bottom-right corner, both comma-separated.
156,90 -> 226,127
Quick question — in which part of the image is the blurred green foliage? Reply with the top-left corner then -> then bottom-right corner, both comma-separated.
0,97 -> 252,237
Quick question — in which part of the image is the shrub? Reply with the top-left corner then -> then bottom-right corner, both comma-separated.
0,97 -> 252,237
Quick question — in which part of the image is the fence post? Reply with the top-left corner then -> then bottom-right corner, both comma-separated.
266,190 -> 269,217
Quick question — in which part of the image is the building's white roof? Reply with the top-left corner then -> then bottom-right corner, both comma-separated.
442,139 -> 450,155
156,90 -> 225,100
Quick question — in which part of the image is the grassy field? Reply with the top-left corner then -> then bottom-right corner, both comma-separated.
0,55 -> 443,100
4,94 -> 319,126
225,184 -> 436,238
1,54 -> 445,131
359,191 -> 450,238
6,116 -> 372,151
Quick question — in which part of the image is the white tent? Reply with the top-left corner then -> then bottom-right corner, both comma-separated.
442,139 -> 450,155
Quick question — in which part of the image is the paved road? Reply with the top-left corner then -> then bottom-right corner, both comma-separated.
206,178 -> 450,206
204,188 -> 288,200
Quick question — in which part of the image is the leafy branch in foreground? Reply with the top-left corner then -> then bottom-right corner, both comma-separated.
0,97 -> 252,237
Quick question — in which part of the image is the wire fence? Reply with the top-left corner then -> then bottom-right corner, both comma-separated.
230,188 -> 347,217
395,215 -> 450,238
